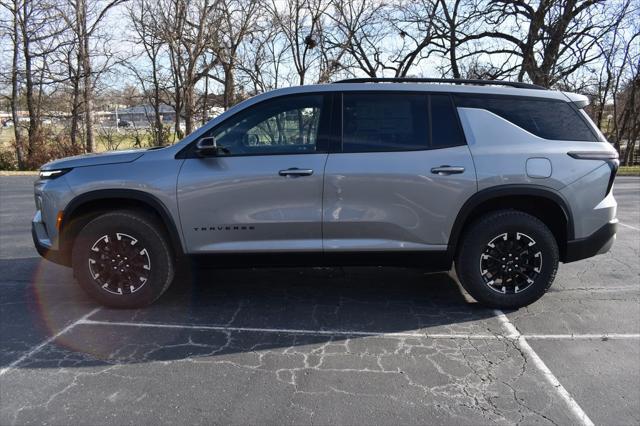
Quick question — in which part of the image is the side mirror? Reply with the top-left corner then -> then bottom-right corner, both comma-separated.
195,136 -> 218,157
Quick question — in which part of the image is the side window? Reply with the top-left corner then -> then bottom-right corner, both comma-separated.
342,93 -> 428,152
430,94 -> 465,148
211,94 -> 325,155
453,95 -> 598,141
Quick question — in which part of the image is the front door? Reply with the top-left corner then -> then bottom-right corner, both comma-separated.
177,94 -> 332,254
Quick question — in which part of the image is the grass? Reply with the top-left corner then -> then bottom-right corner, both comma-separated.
0,129 -> 14,146
0,134 -> 154,153
0,125 -> 180,152
618,166 -> 640,176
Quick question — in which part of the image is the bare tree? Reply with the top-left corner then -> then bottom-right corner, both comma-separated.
327,0 -> 387,78
157,0 -> 219,136
236,20 -> 290,92
65,0 -> 125,152
1,0 -> 26,168
206,0 -> 259,110
268,0 -> 331,85
1,0 -> 66,167
329,0 -> 441,78
382,0 -> 441,77
127,0 -> 166,145
43,19 -> 84,150
590,4 -> 632,129
476,0 -> 616,87
429,0 -> 516,79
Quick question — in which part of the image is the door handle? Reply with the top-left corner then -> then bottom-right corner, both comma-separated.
431,165 -> 465,175
279,168 -> 314,177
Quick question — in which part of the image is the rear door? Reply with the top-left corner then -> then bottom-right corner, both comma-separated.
322,92 -> 477,252
177,93 -> 332,254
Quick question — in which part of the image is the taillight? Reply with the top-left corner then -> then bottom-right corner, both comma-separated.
567,151 -> 618,160
567,151 -> 619,195
605,160 -> 619,195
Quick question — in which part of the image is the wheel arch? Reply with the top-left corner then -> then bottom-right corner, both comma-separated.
448,185 -> 574,262
59,189 -> 185,265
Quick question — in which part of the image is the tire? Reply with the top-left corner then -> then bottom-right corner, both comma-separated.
72,210 -> 175,308
455,210 -> 559,308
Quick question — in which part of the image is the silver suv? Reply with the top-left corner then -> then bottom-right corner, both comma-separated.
32,78 -> 619,309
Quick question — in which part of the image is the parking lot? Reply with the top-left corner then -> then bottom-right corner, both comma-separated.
1,175 -> 638,425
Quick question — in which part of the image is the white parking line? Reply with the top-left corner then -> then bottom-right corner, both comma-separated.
79,319 -> 501,339
525,333 -> 640,340
618,222 -> 640,231
494,309 -> 595,426
0,307 -> 101,377
80,318 -> 640,341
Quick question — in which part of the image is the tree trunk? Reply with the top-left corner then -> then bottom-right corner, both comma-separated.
623,137 -> 635,166
174,88 -> 183,140
449,36 -> 460,79
10,0 -> 25,169
223,64 -> 235,110
21,0 -> 39,162
202,74 -> 208,125
151,56 -> 163,145
184,84 -> 194,136
79,0 -> 95,152
70,55 -> 82,150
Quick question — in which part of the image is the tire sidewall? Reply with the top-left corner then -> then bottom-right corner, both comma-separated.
72,211 -> 173,308
456,211 -> 559,308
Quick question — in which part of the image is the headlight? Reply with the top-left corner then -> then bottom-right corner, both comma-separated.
39,168 -> 71,180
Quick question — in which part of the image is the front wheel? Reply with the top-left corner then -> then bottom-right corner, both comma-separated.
455,210 -> 559,308
72,210 -> 175,308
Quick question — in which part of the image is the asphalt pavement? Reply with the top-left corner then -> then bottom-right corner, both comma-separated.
1,175 -> 638,425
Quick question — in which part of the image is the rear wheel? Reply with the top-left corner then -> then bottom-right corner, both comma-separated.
455,210 -> 559,308
72,210 -> 174,308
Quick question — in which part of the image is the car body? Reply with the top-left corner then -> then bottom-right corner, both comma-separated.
32,79 -> 619,308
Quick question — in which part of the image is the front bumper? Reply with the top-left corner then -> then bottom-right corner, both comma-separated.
564,219 -> 617,263
32,213 -> 68,266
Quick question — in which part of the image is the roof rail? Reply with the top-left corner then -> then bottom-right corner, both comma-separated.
332,77 -> 545,90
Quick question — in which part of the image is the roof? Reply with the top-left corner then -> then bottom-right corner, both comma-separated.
238,83 -> 577,108
333,77 -> 543,89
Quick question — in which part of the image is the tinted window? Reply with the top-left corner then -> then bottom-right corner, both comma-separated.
211,94 -> 325,155
342,93 -> 428,152
430,94 -> 465,147
454,95 -> 597,141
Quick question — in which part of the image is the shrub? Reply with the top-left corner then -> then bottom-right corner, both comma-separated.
0,146 -> 18,170
24,127 -> 85,170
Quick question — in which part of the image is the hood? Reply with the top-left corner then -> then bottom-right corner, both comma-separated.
41,149 -> 146,170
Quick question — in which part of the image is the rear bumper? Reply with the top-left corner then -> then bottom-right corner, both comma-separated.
564,219 -> 617,263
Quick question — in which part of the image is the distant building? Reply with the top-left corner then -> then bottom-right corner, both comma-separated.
114,104 -> 176,124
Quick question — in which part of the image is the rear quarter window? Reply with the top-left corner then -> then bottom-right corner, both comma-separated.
453,95 -> 598,142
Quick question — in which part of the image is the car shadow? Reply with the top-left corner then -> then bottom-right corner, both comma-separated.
1,257 -> 501,370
